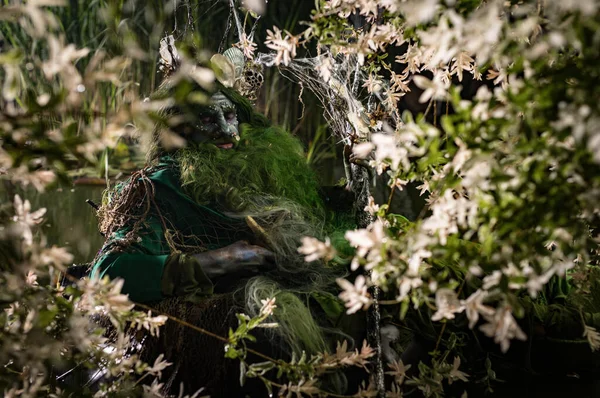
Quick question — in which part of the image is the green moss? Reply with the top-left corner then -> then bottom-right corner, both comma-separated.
176,116 -> 324,216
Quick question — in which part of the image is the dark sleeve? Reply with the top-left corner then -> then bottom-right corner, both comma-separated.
161,253 -> 214,303
92,251 -> 170,302
90,216 -> 213,303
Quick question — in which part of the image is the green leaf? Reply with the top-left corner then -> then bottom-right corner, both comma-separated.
399,299 -> 410,320
37,308 -> 57,328
0,49 -> 24,64
239,361 -> 246,386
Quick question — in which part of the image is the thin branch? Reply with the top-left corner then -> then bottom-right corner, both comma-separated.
135,302 -> 280,364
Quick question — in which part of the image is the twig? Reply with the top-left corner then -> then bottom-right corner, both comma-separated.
422,98 -> 434,119
135,302 -> 280,364
258,376 -> 359,398
135,303 -> 370,398
434,322 -> 448,353
386,184 -> 396,209
229,0 -> 244,42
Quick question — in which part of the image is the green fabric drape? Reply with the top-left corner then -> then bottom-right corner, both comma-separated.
91,157 -> 254,302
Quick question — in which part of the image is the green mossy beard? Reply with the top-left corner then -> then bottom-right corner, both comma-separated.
175,121 -> 347,363
177,122 -> 323,217
176,121 -> 327,268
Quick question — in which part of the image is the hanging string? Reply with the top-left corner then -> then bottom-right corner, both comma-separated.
229,0 -> 244,42
172,0 -> 178,35
248,14 -> 261,42
248,0 -> 267,42
219,9 -> 233,54
185,0 -> 194,36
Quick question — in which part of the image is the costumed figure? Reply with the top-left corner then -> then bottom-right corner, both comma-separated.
90,42 -> 361,396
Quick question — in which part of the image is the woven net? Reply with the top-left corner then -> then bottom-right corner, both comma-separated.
255,52 -> 399,145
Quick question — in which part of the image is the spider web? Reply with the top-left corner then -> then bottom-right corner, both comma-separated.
255,52 -> 396,145
176,0 -> 397,144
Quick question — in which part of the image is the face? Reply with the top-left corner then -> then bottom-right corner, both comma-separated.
174,91 -> 240,149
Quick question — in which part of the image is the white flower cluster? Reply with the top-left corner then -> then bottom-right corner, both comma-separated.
288,0 -> 600,362
298,236 -> 337,262
337,275 -> 372,314
0,3 -> 196,392
265,26 -> 299,66
1,193 -> 179,396
11,194 -> 47,246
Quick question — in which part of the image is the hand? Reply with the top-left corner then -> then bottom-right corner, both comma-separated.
192,240 -> 276,280
344,143 -> 373,168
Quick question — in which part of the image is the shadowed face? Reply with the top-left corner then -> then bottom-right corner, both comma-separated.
174,91 -> 240,149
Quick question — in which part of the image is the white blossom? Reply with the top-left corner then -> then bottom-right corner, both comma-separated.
370,132 -> 410,173
357,0 -> 379,18
450,52 -> 474,82
345,219 -> 386,271
364,196 -> 380,216
417,181 -> 430,196
407,248 -> 431,276
397,276 -> 423,301
486,67 -> 508,90
386,359 -> 411,385
461,158 -> 492,191
418,13 -> 459,68
479,306 -> 527,353
362,73 -> 384,94
463,4 -> 503,64
395,43 -> 422,74
132,311 -> 169,337
316,56 -> 333,83
421,190 -> 478,245
399,0 -> 439,26
448,356 -> 469,384
68,314 -> 107,352
450,139 -> 472,173
461,289 -> 494,329
79,277 -> 134,315
143,379 -> 165,397
482,270 -> 502,290
265,26 -> 298,66
431,288 -> 465,321
524,269 -> 554,297
25,270 -> 38,286
12,194 -> 46,245
39,245 -> 74,267
242,0 -> 266,15
391,178 -> 409,191
235,33 -> 258,60
390,71 -> 411,93
583,325 -> 600,352
260,297 -> 277,317
352,142 -> 375,159
298,236 -> 337,262
413,72 -> 450,104
145,354 -> 172,378
337,275 -> 372,314
10,167 -> 56,192
544,240 -> 557,250
550,0 -> 598,15
553,259 -> 576,277
41,36 -> 89,103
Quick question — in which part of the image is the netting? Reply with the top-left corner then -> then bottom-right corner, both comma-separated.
255,52 -> 398,145
163,0 -> 400,149
93,2 -> 392,394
